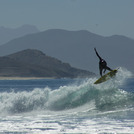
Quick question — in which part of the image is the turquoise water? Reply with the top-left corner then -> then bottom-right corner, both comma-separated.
0,68 -> 134,133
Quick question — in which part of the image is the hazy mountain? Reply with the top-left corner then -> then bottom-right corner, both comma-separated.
0,29 -> 134,74
0,24 -> 39,45
0,49 -> 94,78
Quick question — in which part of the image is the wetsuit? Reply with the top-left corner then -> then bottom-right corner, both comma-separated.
94,48 -> 112,76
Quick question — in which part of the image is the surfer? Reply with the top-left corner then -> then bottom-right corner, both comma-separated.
94,48 -> 112,76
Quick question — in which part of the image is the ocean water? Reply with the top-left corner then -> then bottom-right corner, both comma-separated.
0,68 -> 134,133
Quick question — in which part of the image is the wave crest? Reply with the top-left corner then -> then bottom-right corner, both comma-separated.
0,67 -> 133,114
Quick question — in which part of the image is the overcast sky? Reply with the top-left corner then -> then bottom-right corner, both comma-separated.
0,0 -> 134,38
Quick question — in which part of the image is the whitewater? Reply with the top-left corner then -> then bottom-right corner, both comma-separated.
0,68 -> 134,133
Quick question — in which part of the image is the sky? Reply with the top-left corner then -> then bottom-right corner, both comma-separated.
0,0 -> 134,38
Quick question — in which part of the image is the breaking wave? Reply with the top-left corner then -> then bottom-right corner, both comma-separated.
0,67 -> 134,115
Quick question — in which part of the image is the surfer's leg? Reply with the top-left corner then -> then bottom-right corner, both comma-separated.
99,66 -> 103,76
106,66 -> 112,71
103,68 -> 106,73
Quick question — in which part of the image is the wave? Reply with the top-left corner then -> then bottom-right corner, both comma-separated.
0,67 -> 134,114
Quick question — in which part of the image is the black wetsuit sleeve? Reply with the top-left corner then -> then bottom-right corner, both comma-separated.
94,48 -> 102,61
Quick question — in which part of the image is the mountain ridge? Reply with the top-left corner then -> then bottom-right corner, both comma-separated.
0,49 -> 94,78
0,24 -> 39,45
0,29 -> 134,73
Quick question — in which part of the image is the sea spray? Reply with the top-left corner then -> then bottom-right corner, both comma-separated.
93,67 -> 134,111
115,67 -> 132,85
0,88 -> 50,114
0,67 -> 133,115
47,78 -> 97,111
0,69 -> 133,133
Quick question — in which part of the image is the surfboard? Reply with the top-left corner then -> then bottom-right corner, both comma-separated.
94,69 -> 118,84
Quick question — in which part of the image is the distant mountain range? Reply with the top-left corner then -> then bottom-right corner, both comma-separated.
0,24 -> 39,45
0,49 -> 94,78
0,28 -> 134,73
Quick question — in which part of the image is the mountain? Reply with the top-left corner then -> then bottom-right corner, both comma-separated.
0,24 -> 39,45
0,49 -> 94,78
0,29 -> 134,73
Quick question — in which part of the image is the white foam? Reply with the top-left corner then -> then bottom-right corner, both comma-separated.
0,71 -> 133,133
0,68 -> 132,115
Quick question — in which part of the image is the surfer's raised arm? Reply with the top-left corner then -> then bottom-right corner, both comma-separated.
94,48 -> 102,61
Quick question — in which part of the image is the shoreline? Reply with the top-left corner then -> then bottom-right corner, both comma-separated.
0,77 -> 56,80
0,76 -> 94,80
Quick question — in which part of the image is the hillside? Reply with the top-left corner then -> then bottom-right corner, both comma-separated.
0,29 -> 134,73
0,49 -> 94,78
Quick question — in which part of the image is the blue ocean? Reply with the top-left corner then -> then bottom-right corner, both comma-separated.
0,68 -> 134,133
